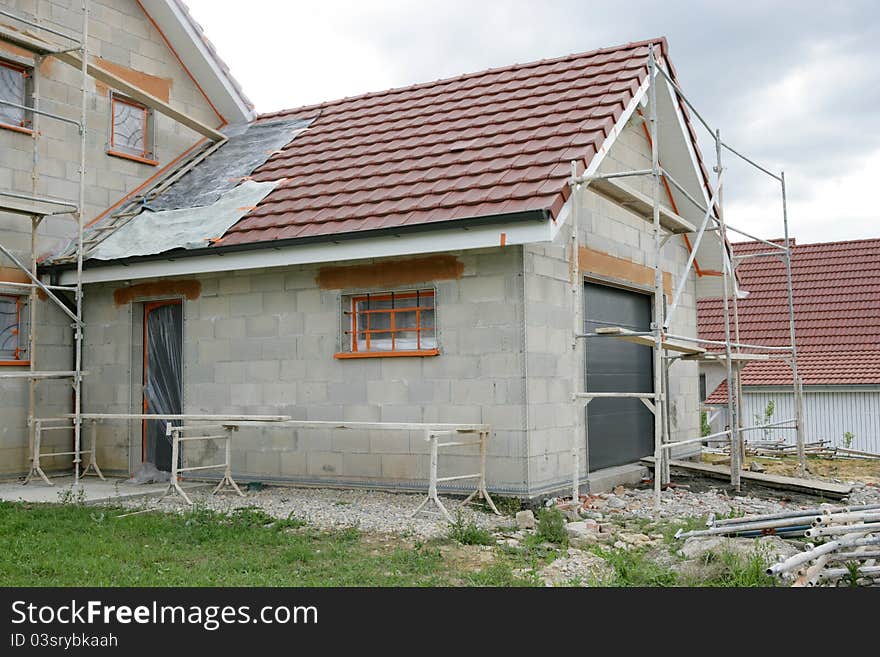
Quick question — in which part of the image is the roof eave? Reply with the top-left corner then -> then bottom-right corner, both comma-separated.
45,208 -> 551,284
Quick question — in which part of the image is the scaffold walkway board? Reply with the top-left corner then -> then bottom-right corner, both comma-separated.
641,457 -> 852,499
0,371 -> 84,380
588,176 -> 696,234
0,194 -> 76,217
681,352 -> 771,363
594,327 -> 706,355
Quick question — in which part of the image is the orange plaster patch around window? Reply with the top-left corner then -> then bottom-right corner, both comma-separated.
113,279 -> 201,307
93,58 -> 172,102
579,245 -> 673,300
316,255 -> 464,290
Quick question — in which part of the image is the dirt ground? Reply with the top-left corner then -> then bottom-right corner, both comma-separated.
703,454 -> 880,486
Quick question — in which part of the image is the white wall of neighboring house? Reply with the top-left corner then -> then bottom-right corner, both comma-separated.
703,371 -> 880,455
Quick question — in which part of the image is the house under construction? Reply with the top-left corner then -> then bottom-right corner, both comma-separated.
0,0 -> 808,505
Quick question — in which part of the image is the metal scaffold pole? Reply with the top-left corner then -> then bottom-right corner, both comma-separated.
648,45 -> 665,511
781,171 -> 806,475
72,0 -> 89,485
27,49 -> 43,464
715,128 -> 740,491
569,161 -> 582,503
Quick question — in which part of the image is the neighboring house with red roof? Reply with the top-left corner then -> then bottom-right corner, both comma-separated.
3,14 -> 725,495
698,238 -> 880,455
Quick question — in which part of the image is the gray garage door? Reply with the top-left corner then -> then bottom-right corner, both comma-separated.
584,283 -> 654,471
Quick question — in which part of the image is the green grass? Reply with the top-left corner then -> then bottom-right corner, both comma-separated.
0,502 -> 529,587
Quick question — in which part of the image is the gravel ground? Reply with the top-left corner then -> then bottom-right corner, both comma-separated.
116,477 -> 879,539
118,486 -> 509,538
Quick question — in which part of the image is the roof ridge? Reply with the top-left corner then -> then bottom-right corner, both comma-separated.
257,37 -> 667,121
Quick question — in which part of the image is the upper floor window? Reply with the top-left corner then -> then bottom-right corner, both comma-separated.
335,288 -> 439,359
0,295 -> 29,365
0,60 -> 33,133
108,92 -> 156,164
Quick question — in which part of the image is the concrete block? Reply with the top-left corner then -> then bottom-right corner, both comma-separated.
369,432 -> 410,454
246,316 -> 279,338
229,293 -> 263,316
280,451 -> 308,476
307,451 -> 343,476
343,453 -> 381,478
381,454 -> 423,480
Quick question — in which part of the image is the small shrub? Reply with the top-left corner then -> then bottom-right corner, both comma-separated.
843,432 -> 855,449
448,510 -> 493,546
57,486 -> 86,506
700,411 -> 712,437
844,561 -> 861,587
493,496 -> 523,516
536,507 -> 566,545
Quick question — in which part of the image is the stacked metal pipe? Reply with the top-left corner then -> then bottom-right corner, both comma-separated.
675,503 -> 880,586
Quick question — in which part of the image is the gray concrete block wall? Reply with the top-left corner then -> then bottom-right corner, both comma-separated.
523,115 -> 701,494
0,0 -> 222,474
79,247 -> 531,493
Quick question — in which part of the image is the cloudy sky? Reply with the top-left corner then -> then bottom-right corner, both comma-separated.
186,0 -> 879,244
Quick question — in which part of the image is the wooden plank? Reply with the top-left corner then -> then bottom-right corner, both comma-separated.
0,25 -> 225,141
641,457 -> 853,498
57,51 -> 225,141
595,326 -> 706,355
589,177 -> 696,234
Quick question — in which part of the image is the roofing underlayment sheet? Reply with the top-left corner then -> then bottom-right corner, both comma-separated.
89,180 -> 278,260
147,117 -> 313,210
54,117 -> 313,262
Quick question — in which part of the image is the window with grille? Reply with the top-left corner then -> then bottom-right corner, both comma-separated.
109,92 -> 155,163
0,295 -> 29,364
0,60 -> 32,131
338,289 -> 439,358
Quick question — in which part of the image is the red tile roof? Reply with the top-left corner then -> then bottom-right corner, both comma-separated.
216,38 -> 671,246
700,237 -> 880,394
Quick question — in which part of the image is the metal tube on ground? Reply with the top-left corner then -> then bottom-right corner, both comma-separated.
768,535 -> 880,576
813,511 -> 880,526
677,514 -> 820,539
819,566 -> 880,582
712,503 -> 880,528
804,523 -> 880,539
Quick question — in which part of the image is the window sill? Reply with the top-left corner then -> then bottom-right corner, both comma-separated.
107,149 -> 159,166
0,122 -> 34,136
0,360 -> 31,367
334,349 -> 440,360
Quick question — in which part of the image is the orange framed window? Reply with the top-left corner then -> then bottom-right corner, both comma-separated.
0,294 -> 29,366
108,92 -> 156,164
0,59 -> 33,132
336,289 -> 439,358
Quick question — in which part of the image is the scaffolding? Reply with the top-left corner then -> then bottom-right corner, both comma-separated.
0,2 -> 230,486
568,45 -> 806,510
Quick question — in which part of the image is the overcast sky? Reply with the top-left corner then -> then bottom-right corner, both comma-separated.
185,0 -> 879,244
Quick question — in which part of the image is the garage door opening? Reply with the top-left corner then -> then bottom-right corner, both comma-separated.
583,282 -> 654,471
